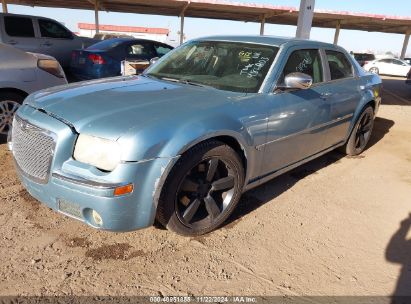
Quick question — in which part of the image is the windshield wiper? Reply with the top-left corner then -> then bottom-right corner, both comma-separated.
159,77 -> 210,88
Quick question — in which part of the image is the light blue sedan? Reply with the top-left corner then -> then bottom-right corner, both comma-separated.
9,36 -> 382,236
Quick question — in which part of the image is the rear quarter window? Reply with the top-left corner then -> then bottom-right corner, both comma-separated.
326,50 -> 354,80
4,16 -> 35,37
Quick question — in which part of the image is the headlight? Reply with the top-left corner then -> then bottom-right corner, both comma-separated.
38,59 -> 65,78
73,134 -> 121,171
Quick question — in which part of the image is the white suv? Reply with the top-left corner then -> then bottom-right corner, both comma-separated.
0,13 -> 97,67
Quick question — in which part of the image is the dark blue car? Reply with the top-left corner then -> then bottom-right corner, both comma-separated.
70,38 -> 173,80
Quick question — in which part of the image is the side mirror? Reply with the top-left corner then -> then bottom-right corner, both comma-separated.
282,72 -> 313,90
149,57 -> 160,66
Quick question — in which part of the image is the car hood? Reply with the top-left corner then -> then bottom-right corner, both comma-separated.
25,75 -> 239,140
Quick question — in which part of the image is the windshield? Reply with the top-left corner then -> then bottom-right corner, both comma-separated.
145,40 -> 279,93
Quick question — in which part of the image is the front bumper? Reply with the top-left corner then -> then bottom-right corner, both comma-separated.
12,105 -> 178,232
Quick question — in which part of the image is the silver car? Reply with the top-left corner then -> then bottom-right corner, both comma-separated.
0,43 -> 67,138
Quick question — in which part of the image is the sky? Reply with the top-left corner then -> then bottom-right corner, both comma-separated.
7,0 -> 411,56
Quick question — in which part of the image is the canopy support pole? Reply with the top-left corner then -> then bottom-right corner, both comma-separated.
2,0 -> 7,13
179,2 -> 190,45
260,15 -> 266,36
296,0 -> 315,39
333,21 -> 341,45
94,0 -> 100,34
400,29 -> 410,59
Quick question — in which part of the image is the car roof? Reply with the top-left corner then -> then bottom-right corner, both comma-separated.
196,35 -> 344,50
95,37 -> 172,46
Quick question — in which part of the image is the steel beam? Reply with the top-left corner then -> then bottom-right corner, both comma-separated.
296,0 -> 315,39
400,29 -> 411,59
333,21 -> 341,45
2,0 -> 7,13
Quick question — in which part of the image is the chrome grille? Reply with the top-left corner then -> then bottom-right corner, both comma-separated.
12,115 -> 56,184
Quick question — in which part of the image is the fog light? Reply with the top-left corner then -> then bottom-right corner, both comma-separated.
92,210 -> 103,226
114,183 -> 134,196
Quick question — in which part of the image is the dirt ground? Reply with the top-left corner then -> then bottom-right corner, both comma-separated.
0,77 -> 410,296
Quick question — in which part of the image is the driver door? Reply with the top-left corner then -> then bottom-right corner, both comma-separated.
261,48 -> 332,176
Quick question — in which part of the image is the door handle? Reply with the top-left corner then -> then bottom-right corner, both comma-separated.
8,40 -> 17,45
320,92 -> 333,100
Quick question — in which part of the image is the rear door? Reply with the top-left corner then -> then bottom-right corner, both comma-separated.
37,18 -> 76,67
321,49 -> 360,147
1,15 -> 40,53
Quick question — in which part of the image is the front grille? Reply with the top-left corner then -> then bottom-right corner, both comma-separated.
12,115 -> 56,184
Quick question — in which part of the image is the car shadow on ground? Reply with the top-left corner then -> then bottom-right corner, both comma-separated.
225,116 -> 395,229
386,213 -> 411,297
381,76 -> 411,106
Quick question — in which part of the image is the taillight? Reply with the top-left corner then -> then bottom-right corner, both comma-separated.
88,54 -> 106,65
364,61 -> 369,65
38,59 -> 65,78
71,51 -> 77,61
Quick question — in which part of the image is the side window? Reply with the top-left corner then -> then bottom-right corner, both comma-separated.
281,49 -> 323,84
380,59 -> 391,64
392,59 -> 406,66
4,16 -> 35,37
38,19 -> 72,39
326,50 -> 353,80
154,44 -> 173,57
126,43 -> 156,59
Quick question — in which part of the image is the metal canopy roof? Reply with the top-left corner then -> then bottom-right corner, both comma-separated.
6,0 -> 411,34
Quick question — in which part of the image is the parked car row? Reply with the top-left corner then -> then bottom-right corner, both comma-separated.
0,12 -> 173,81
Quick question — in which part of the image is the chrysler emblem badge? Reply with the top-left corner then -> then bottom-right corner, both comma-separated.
20,120 -> 27,130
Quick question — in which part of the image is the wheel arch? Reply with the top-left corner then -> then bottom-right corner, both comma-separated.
345,97 -> 376,143
0,87 -> 29,99
151,132 -> 251,216
178,134 -> 249,178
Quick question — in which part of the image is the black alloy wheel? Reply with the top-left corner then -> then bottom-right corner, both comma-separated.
176,157 -> 235,229
157,140 -> 244,236
341,106 -> 375,156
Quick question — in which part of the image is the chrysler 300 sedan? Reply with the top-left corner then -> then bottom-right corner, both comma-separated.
9,36 -> 382,236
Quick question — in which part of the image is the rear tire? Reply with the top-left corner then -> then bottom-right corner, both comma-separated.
340,106 -> 375,156
156,140 -> 244,236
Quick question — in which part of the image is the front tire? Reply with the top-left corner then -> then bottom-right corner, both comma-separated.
156,140 -> 244,236
341,106 -> 375,156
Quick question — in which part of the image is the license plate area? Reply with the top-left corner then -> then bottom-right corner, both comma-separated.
58,198 -> 83,219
